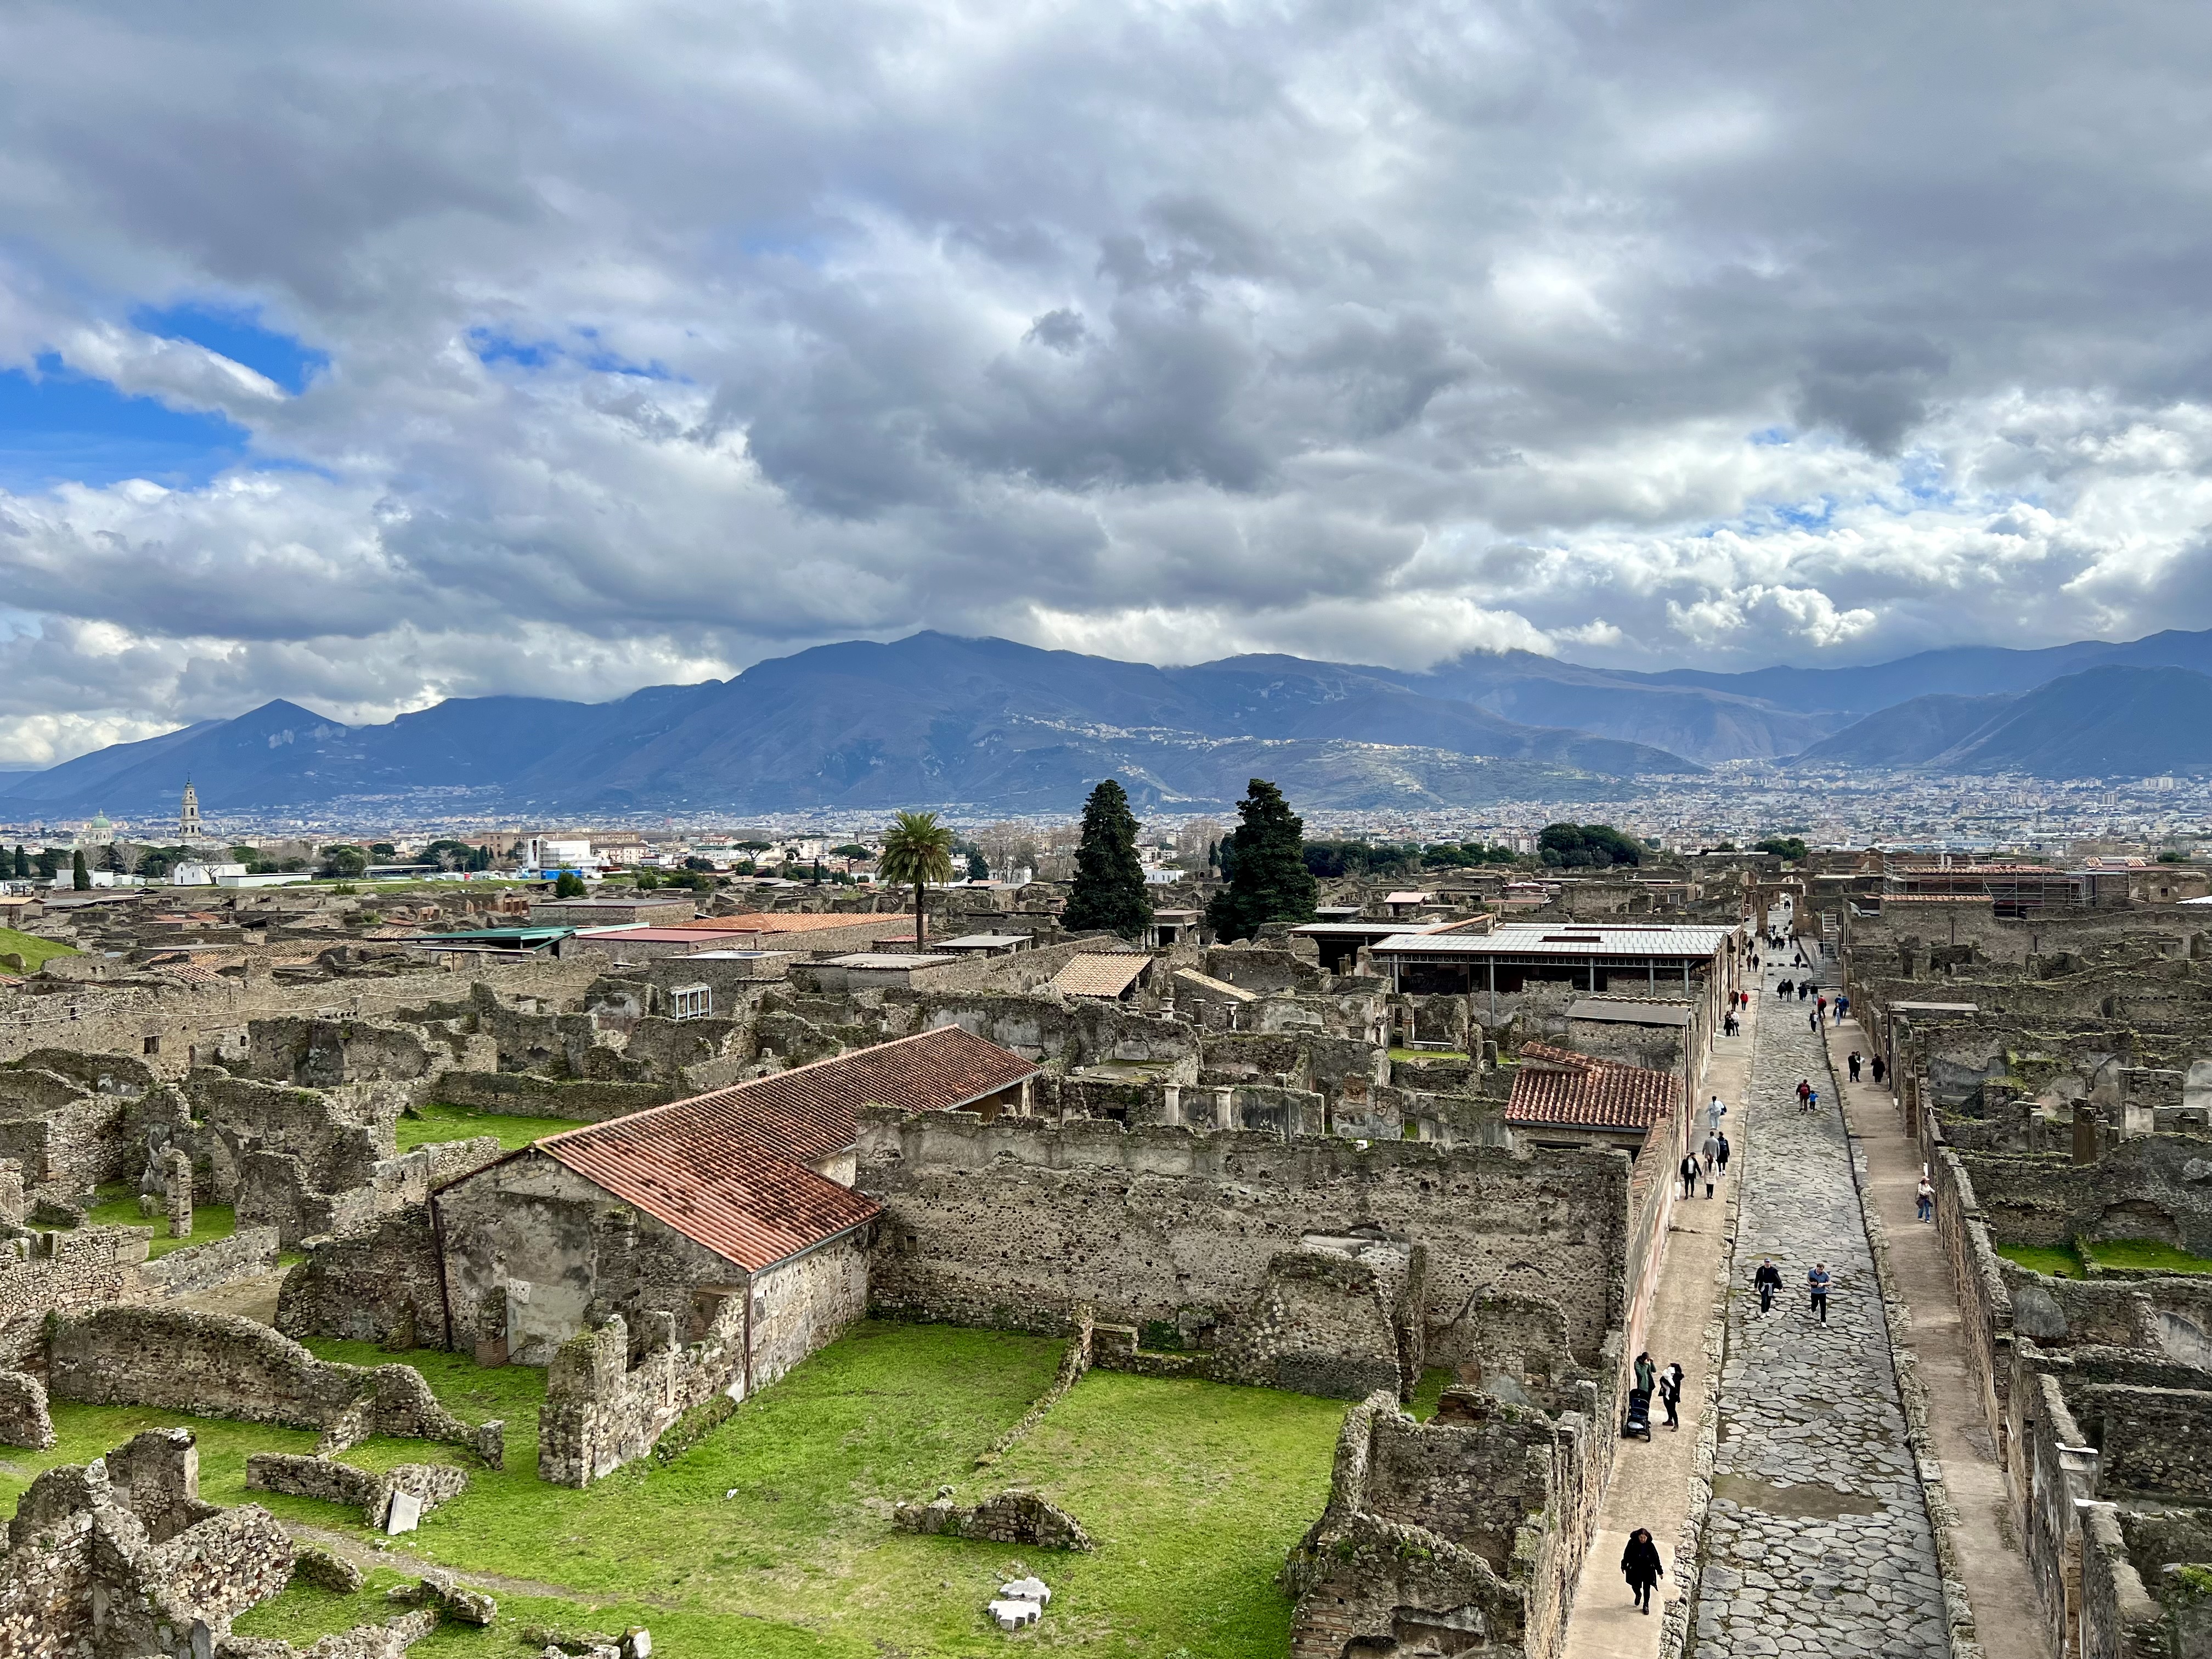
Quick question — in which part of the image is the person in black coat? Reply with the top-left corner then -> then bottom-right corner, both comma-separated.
1754,1256 -> 1782,1313
1622,1527 -> 1664,1612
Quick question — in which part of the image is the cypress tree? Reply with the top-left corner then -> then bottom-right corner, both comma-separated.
1063,779 -> 1153,940
7,845 -> 20,879
71,849 -> 91,890
1205,778 -> 1318,941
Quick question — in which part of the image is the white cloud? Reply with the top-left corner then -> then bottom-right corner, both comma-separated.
0,0 -> 2204,758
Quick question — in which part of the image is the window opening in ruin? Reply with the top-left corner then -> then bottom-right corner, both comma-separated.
673,985 -> 710,1020
143,1036 -> 159,1055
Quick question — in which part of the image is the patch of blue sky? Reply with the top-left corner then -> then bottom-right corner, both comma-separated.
469,325 -> 674,380
1773,496 -> 1835,530
1748,425 -> 1793,446
132,301 -> 326,394
0,356 -> 248,492
1895,449 -> 1952,504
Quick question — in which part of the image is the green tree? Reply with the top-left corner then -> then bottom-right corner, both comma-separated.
966,849 -> 989,882
8,845 -> 22,879
1537,823 -> 1645,870
878,809 -> 956,949
831,842 -> 871,859
633,868 -> 662,890
1753,836 -> 1809,863
554,870 -> 587,898
71,849 -> 90,890
319,844 -> 369,879
368,842 -> 398,859
1063,778 -> 1153,941
1206,778 -> 1318,942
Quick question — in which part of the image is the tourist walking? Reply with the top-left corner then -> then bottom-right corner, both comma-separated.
1635,1351 -> 1656,1396
1809,1007 -> 1821,1033
1848,1051 -> 1862,1082
1778,978 -> 1793,999
1808,1261 -> 1831,1323
1754,1256 -> 1782,1313
1807,1085 -> 1819,1114
1657,1362 -> 1683,1430
1872,1054 -> 1887,1086
1795,1078 -> 1812,1110
1680,1152 -> 1701,1199
1622,1528 -> 1664,1613
1716,1131 -> 1730,1176
1816,994 -> 1827,1023
1836,992 -> 1850,1020
1706,1094 -> 1727,1134
1916,1175 -> 1935,1222
1701,1132 -> 1719,1197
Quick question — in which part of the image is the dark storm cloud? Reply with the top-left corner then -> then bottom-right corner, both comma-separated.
0,0 -> 2205,760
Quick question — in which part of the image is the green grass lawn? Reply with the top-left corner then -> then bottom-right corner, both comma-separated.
80,1183 -> 237,1258
394,1101 -> 586,1154
5,1322 -> 1344,1657
1996,1242 -> 2083,1278
2082,1237 -> 2212,1276
1389,1047 -> 1470,1063
0,924 -> 78,972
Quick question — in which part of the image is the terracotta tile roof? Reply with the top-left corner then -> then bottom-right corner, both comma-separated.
529,1026 -> 1040,1272
684,912 -> 893,934
159,964 -> 231,986
1506,1041 -> 1679,1132
1052,953 -> 1149,998
543,1132 -> 879,1276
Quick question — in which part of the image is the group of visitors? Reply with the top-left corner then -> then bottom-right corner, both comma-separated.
1621,1347 -> 1690,1611
1751,1254 -> 1836,1323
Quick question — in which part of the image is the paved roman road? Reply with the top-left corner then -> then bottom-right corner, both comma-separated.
1690,960 -> 1948,1659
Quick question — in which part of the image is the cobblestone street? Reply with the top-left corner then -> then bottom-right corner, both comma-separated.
1691,959 -> 1948,1658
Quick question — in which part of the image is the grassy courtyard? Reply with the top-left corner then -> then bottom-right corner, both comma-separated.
0,924 -> 77,973
0,1322 -> 1345,1656
393,1099 -> 584,1154
79,1181 -> 238,1258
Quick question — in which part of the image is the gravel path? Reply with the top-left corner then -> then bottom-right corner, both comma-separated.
1690,959 -> 1948,1659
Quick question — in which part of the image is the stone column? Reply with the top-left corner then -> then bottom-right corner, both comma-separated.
161,1147 -> 194,1239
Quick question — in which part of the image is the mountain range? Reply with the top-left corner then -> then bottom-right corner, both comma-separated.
10,627 -> 2212,821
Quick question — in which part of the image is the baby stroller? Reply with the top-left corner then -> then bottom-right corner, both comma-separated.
1623,1387 -> 1653,1440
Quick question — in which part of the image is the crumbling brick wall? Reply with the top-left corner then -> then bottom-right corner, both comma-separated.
1283,1384 -> 1605,1659
276,1204 -> 445,1347
42,1306 -> 496,1463
859,1109 -> 1626,1379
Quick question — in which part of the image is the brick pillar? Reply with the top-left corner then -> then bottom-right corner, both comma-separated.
161,1147 -> 194,1239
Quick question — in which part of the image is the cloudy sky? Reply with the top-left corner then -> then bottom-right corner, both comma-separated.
1,1 -> 2208,764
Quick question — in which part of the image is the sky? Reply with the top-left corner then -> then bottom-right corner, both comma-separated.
1,1 -> 2209,766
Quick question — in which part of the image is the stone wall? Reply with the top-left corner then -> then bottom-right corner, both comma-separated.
245,1451 -> 470,1528
428,1069 -> 677,1120
536,1235 -> 870,1486
859,1108 -> 1628,1385
539,1308 -> 740,1488
912,994 -> 1198,1075
1283,1384 -> 1605,1659
0,1226 -> 144,1323
275,1204 -> 446,1348
1959,1136 -> 2212,1256
0,1369 -> 53,1448
42,1306 -> 498,1463
2074,1381 -> 2212,1501
1928,1145 -> 2016,1451
136,1224 -> 281,1300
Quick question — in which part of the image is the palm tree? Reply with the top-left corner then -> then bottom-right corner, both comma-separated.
877,810 -> 956,949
